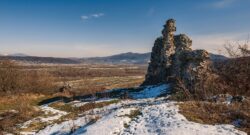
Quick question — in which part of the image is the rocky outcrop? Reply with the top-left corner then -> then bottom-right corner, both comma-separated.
142,19 -> 212,94
143,19 -> 176,85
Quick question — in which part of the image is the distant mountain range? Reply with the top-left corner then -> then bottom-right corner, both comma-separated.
0,52 -> 227,64
0,55 -> 81,64
80,52 -> 151,64
7,53 -> 29,57
0,53 -> 29,57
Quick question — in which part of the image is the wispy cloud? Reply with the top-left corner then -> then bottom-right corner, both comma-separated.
80,13 -> 105,21
80,16 -> 89,20
212,0 -> 236,8
91,13 -> 104,18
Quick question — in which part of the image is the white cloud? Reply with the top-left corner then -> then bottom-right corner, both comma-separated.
80,13 -> 105,21
80,16 -> 89,20
212,0 -> 236,8
91,13 -> 104,18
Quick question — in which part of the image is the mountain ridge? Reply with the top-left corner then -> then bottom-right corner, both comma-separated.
0,52 -> 227,64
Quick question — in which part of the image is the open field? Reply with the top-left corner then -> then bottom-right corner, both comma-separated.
1,57 -> 250,134
0,62 -> 146,133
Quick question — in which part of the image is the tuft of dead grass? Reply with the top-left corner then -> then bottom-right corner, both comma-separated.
126,109 -> 142,119
78,100 -> 120,112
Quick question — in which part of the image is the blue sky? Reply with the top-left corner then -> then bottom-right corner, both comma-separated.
0,0 -> 250,57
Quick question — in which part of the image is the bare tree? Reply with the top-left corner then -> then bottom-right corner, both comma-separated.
223,36 -> 250,58
239,43 -> 250,57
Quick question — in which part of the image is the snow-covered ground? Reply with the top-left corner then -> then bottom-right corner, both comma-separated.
19,84 -> 247,135
121,102 -> 244,135
20,104 -> 68,135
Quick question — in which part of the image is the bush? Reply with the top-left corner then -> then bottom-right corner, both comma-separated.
223,39 -> 250,58
213,57 -> 250,96
173,56 -> 250,100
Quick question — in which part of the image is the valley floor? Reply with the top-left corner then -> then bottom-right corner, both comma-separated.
19,85 -> 246,135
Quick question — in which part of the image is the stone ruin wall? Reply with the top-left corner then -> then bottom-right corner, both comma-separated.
142,19 -> 211,93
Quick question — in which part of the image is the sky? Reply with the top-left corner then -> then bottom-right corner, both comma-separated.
0,0 -> 250,57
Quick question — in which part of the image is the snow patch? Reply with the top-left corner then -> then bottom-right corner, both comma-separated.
121,102 -> 246,135
130,84 -> 170,99
72,98 -> 118,107
20,104 -> 68,135
73,108 -> 137,135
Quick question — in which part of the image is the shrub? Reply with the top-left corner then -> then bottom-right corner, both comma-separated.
223,39 -> 250,58
173,56 -> 250,100
213,57 -> 250,96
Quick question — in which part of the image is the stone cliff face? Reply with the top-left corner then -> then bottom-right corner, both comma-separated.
142,19 -> 211,93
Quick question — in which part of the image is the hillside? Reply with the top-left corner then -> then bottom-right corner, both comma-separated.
0,56 -> 81,64
80,52 -> 151,64
0,52 -> 226,65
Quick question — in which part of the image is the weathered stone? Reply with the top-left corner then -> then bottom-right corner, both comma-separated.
142,19 -> 212,95
142,19 -> 177,85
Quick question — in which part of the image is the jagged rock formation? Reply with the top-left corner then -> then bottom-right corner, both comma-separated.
142,19 -> 211,94
143,19 -> 176,85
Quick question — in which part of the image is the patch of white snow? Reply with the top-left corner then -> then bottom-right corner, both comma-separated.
130,84 -> 170,99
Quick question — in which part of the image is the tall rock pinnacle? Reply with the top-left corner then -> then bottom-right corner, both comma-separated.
162,19 -> 176,73
142,19 -> 211,94
142,19 -> 177,85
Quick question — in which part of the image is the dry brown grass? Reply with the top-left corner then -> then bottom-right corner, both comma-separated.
0,94 -> 50,133
77,100 -> 120,113
47,64 -> 146,81
213,57 -> 250,96
0,60 -> 57,95
0,61 -> 146,133
171,57 -> 250,134
125,109 -> 142,119
64,76 -> 144,96
0,60 -> 145,96
0,60 -> 146,96
179,101 -> 250,134
47,100 -> 120,126
50,99 -> 120,113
